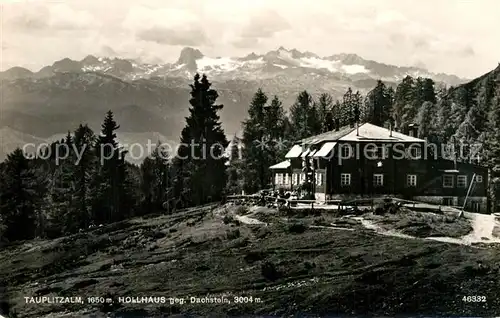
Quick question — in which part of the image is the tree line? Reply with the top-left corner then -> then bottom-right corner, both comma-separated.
2,69 -> 500,242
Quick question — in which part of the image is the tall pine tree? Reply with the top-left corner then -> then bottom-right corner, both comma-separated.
365,80 -> 391,126
290,90 -> 317,140
0,149 -> 42,241
393,75 -> 415,130
316,93 -> 334,133
242,89 -> 270,193
173,74 -> 228,207
93,110 -> 129,223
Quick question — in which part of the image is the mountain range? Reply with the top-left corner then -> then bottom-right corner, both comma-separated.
0,46 -> 470,161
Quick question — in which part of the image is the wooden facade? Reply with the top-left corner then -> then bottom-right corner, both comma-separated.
270,123 -> 489,213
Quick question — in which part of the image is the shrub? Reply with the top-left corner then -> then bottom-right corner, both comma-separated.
223,215 -> 234,224
244,251 -> 266,264
304,261 -> 316,270
226,229 -> 241,240
261,261 -> 280,281
235,206 -> 249,215
288,222 -> 306,234
373,204 -> 386,215
229,237 -> 249,248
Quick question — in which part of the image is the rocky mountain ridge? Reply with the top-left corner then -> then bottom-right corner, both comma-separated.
0,46 -> 466,85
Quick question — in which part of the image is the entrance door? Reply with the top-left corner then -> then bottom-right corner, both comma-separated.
471,201 -> 481,213
442,197 -> 454,206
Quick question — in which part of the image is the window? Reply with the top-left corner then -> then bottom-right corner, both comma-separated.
284,173 -> 289,185
407,174 -> 417,187
341,173 -> 351,186
443,175 -> 454,188
274,174 -> 279,185
341,144 -> 352,158
373,174 -> 384,186
275,173 -> 283,185
300,173 -> 306,183
316,173 -> 323,186
292,173 -> 298,185
475,175 -> 483,183
457,175 -> 467,188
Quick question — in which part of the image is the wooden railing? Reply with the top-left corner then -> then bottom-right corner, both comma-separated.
227,195 -> 348,210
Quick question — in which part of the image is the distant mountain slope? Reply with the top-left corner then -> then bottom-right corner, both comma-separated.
0,72 -> 188,137
0,127 -> 46,161
0,127 -> 170,163
47,131 -> 170,164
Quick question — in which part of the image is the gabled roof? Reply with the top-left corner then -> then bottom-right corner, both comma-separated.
339,123 -> 425,143
300,125 -> 354,144
299,122 -> 425,145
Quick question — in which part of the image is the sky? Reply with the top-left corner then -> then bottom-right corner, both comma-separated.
1,0 -> 499,78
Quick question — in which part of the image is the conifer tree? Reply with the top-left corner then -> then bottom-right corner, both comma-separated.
242,89 -> 270,193
0,149 -> 41,241
265,95 -> 290,160
393,75 -> 415,130
173,74 -> 228,206
290,90 -> 316,140
416,101 -> 434,139
93,110 -> 126,223
341,88 -> 354,126
140,142 -> 171,213
365,80 -> 391,126
47,137 -> 77,235
435,88 -> 454,143
317,93 -> 333,133
72,124 -> 95,229
353,91 -> 364,124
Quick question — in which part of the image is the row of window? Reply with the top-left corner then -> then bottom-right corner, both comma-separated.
275,173 -> 323,186
339,173 -> 483,187
276,172 -> 483,188
443,174 -> 483,188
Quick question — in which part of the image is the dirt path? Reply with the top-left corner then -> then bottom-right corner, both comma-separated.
353,217 -> 418,240
427,213 -> 500,245
234,215 -> 265,225
354,213 -> 500,246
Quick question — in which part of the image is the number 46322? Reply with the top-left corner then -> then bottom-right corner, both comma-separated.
462,296 -> 486,302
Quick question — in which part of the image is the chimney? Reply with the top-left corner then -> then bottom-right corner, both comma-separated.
408,123 -> 419,137
389,122 -> 393,137
335,118 -> 340,131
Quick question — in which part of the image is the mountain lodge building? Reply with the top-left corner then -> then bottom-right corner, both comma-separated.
270,122 -> 489,213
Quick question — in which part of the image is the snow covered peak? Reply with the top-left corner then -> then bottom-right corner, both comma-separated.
1,46 -> 466,86
81,55 -> 100,65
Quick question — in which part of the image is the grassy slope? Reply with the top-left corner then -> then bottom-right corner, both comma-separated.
0,205 -> 499,317
363,208 -> 474,238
